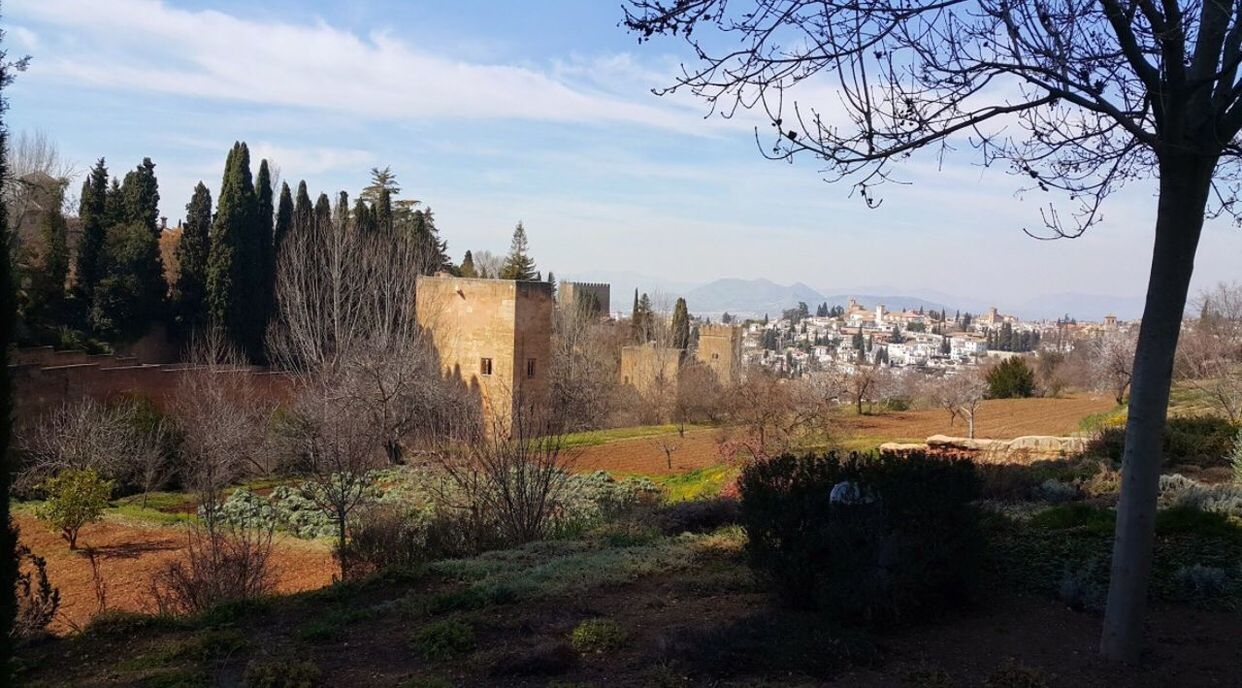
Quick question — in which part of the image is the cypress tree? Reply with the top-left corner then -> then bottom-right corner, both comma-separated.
173,183 -> 212,333
630,289 -> 641,341
207,142 -> 263,359
352,196 -> 374,234
314,193 -> 332,236
73,158 -> 109,313
375,187 -> 392,234
273,181 -> 293,259
459,250 -> 477,278
671,297 -> 690,350
0,43 -> 26,676
256,160 -> 275,333
292,180 -> 312,240
25,203 -> 68,325
103,177 -> 124,228
500,222 -> 537,280
122,157 -> 160,237
117,158 -> 165,320
334,191 -> 350,234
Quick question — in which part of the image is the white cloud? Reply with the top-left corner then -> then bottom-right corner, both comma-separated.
247,143 -> 374,176
10,0 -> 720,133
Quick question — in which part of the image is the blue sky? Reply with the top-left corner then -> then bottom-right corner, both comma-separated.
5,0 -> 1240,309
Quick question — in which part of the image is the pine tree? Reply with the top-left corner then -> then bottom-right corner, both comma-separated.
360,166 -> 400,205
500,222 -> 537,280
73,158 -> 109,314
274,182 -> 293,258
173,183 -> 212,333
207,142 -> 263,359
671,297 -> 690,350
459,250 -> 477,278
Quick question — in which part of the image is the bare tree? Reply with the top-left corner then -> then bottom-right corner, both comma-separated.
470,250 -> 504,279
549,297 -> 622,431
1178,282 -> 1242,421
934,371 -> 989,440
17,400 -> 133,494
1090,330 -> 1139,405
4,129 -> 75,231
625,0 -> 1242,659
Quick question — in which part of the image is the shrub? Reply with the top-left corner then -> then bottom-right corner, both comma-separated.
1086,415 -> 1240,467
986,357 -> 1035,399
338,503 -> 425,578
738,452 -> 982,626
410,620 -> 475,661
243,657 -> 320,688
38,467 -> 113,549
1057,561 -> 1105,613
1032,479 -> 1078,503
150,521 -> 276,615
570,618 -> 627,654
652,498 -> 740,535
1173,564 -> 1230,599
13,543 -> 60,640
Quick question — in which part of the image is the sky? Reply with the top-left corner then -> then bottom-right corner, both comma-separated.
4,0 -> 1241,310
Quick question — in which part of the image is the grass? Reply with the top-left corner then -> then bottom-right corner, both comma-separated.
652,464 -> 738,501
561,423 -> 711,449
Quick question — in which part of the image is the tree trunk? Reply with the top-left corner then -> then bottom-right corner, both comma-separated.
1100,155 -> 1214,662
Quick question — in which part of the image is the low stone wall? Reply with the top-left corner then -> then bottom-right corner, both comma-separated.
880,434 -> 1087,464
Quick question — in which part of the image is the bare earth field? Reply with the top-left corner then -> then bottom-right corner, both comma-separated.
573,395 -> 1117,476
14,513 -> 334,633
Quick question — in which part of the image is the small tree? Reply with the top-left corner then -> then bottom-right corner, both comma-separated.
499,222 -> 537,280
986,357 -> 1036,399
38,468 -> 112,549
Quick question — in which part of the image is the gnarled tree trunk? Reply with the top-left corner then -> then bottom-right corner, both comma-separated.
1101,153 -> 1216,662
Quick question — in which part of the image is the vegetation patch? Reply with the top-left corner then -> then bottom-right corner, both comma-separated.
410,619 -> 476,661
570,618 -> 628,653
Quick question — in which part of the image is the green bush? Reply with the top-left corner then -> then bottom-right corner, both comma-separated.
410,620 -> 476,661
38,468 -> 113,549
1086,415 -> 1240,467
738,452 -> 982,626
570,618 -> 627,654
986,357 -> 1035,399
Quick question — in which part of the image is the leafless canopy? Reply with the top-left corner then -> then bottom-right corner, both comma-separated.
626,0 -> 1242,235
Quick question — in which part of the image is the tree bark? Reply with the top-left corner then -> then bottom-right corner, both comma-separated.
1100,154 -> 1214,662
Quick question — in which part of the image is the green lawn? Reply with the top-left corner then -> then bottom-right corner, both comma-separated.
561,423 -> 711,449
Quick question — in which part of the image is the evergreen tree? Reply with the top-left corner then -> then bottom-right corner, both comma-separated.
671,297 -> 690,350
375,187 -> 392,234
986,357 -> 1036,399
334,191 -> 351,234
637,293 -> 654,342
313,193 -> 332,236
121,157 -> 160,237
206,142 -> 263,359
73,158 -> 109,312
630,289 -> 641,341
546,271 -> 556,297
173,183 -> 212,333
115,158 -> 165,318
352,196 -> 374,235
273,182 -> 293,259
24,204 -> 68,325
500,222 -> 537,280
459,250 -> 477,278
411,207 -> 451,273
360,166 -> 400,205
91,221 -> 165,339
0,41 -> 25,676
256,160 -> 275,333
292,180 -> 313,240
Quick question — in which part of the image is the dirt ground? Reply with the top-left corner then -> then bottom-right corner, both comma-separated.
14,513 -> 334,633
572,396 -> 1116,476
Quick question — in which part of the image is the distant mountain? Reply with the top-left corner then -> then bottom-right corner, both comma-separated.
684,278 -> 825,316
1013,292 -> 1147,321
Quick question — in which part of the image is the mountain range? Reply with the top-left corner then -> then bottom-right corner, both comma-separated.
559,272 -> 1146,322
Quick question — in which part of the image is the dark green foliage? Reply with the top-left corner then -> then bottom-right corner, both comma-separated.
671,297 -> 690,350
243,657 -> 320,688
121,157 -> 160,237
73,158 -> 110,313
351,196 -> 373,235
410,619 -> 475,660
273,182 -> 293,257
0,40 -> 25,676
291,180 -> 312,242
986,357 -> 1036,398
313,193 -> 332,237
1029,503 -> 1115,534
173,183 -> 212,333
375,187 -> 392,233
1085,415 -> 1240,467
738,452 -> 982,625
500,221 -> 537,280
459,250 -> 477,277
206,142 -> 264,359
91,222 -> 165,339
22,204 -> 69,326
255,160 -> 275,337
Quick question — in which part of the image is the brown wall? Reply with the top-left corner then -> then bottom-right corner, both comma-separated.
415,275 -> 553,430
695,324 -> 743,386
559,281 -> 611,316
620,344 -> 682,396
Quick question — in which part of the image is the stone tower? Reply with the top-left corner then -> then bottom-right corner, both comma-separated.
415,275 -> 553,432
558,281 -> 611,318
694,324 -> 743,386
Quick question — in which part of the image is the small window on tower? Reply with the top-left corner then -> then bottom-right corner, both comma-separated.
480,358 -> 493,376
712,353 -> 720,360
527,358 -> 537,378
